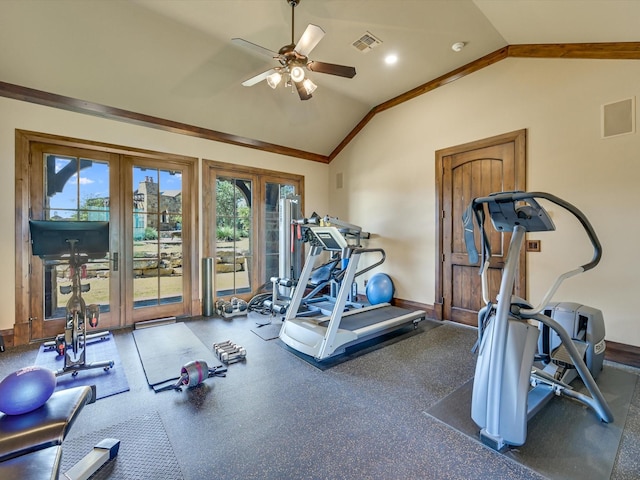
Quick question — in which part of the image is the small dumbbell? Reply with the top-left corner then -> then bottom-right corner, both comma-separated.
220,347 -> 247,364
221,350 -> 247,364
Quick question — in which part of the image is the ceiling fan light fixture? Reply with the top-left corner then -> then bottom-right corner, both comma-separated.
303,78 -> 317,95
266,72 -> 282,89
232,0 -> 355,101
290,65 -> 305,83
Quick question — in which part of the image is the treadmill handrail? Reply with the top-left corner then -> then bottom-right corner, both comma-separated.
334,248 -> 386,282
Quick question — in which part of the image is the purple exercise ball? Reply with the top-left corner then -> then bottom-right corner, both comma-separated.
0,366 -> 57,415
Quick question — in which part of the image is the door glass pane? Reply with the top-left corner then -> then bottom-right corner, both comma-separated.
264,183 -> 297,284
215,176 -> 252,296
132,166 -> 183,308
42,154 -> 110,320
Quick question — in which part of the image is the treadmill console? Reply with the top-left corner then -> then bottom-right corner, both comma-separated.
309,227 -> 348,251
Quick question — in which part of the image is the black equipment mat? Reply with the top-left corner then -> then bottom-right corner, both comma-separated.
425,366 -> 637,480
60,411 -> 183,479
132,322 -> 220,390
278,319 -> 442,370
251,322 -> 283,341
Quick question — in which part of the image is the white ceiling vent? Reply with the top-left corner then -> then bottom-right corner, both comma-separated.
352,31 -> 382,53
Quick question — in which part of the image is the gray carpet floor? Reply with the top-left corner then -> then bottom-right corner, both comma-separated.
1,314 -> 639,479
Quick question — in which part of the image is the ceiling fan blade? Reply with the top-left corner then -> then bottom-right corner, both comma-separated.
307,61 -> 356,79
232,38 -> 281,61
241,69 -> 277,87
294,24 -> 325,57
294,81 -> 312,101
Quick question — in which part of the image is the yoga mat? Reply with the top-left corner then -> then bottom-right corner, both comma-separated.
132,322 -> 221,391
425,366 -> 637,480
34,334 -> 129,400
60,411 -> 183,480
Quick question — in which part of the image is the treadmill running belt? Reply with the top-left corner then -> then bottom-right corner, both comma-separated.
320,305 -> 421,331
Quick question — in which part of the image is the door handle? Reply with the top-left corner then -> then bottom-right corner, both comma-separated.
112,252 -> 119,272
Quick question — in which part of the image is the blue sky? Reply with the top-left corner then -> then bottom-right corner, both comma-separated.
48,156 -> 182,217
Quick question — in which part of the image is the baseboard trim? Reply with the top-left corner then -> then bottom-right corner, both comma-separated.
606,340 -> 640,369
0,329 -> 14,350
134,316 -> 177,330
393,298 -> 437,320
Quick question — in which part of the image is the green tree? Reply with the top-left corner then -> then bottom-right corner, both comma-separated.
216,178 -> 250,235
216,178 -> 236,229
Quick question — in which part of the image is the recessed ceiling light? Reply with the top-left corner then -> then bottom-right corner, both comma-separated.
385,54 -> 398,65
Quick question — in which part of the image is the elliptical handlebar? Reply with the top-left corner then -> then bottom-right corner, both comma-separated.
525,191 -> 601,271
464,190 -> 601,271
463,191 -> 602,314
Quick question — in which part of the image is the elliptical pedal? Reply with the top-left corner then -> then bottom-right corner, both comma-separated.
551,339 -> 588,369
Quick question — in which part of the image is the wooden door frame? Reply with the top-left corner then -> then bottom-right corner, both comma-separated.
14,130 -> 199,345
434,129 -> 527,321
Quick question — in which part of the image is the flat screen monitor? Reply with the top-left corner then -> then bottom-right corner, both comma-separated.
29,220 -> 110,258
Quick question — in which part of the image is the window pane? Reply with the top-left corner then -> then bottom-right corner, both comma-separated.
42,153 -> 111,320
46,155 -> 78,212
216,176 -> 252,296
45,155 -> 110,221
264,183 -> 298,284
132,166 -> 183,309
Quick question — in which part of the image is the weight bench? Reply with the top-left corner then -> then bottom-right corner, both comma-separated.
0,385 -> 120,480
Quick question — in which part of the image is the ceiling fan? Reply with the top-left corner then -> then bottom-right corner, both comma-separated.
232,0 -> 356,100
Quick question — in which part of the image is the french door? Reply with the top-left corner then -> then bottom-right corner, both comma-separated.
125,156 -> 196,324
203,161 -> 303,302
16,132 -> 198,343
27,143 -> 121,340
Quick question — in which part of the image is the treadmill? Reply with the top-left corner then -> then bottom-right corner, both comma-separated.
279,226 -> 426,360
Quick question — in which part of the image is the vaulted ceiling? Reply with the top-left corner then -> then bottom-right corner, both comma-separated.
1,0 -> 638,161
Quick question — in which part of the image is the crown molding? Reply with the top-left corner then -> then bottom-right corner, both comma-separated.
0,43 -> 637,164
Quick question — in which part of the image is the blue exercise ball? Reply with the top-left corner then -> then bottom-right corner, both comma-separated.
366,273 -> 395,305
0,366 -> 56,415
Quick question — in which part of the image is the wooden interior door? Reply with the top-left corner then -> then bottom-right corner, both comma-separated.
436,130 -> 526,326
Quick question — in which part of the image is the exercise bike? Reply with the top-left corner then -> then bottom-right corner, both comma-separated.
462,191 -> 614,451
29,220 -> 114,377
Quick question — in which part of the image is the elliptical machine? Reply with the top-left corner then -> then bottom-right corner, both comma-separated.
462,191 -> 613,451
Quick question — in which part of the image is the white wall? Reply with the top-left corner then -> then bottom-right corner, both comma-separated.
330,57 -> 640,347
0,96 -> 329,332
3,57 -> 640,348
